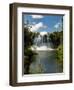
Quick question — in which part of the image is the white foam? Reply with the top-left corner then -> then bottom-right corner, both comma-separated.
31,45 -> 55,51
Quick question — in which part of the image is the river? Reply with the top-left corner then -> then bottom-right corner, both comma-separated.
29,50 -> 62,74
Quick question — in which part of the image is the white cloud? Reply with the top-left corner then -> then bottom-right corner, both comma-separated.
30,22 -> 47,32
31,15 -> 43,19
54,22 -> 60,29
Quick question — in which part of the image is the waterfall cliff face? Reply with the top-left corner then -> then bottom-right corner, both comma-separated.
32,33 -> 54,51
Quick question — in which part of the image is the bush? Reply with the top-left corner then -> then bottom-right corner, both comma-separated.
24,48 -> 37,74
56,44 -> 63,71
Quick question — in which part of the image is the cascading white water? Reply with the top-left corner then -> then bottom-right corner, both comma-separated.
34,35 -> 42,46
34,34 -> 49,46
31,32 -> 54,51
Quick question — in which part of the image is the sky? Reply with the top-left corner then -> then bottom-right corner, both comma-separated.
23,14 -> 63,33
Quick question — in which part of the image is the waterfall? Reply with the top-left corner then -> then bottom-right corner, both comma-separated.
31,32 -> 54,51
34,35 -> 42,46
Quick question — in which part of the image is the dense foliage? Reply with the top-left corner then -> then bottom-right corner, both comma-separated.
24,27 -> 35,48
56,44 -> 63,72
49,31 -> 63,48
24,27 -> 38,74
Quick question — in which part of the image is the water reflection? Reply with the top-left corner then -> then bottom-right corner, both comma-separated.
29,50 -> 63,74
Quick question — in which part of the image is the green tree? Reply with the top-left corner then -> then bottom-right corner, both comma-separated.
49,31 -> 63,48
